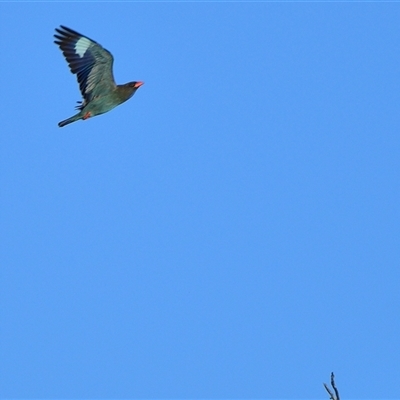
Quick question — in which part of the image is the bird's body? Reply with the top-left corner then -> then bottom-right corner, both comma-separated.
54,26 -> 143,127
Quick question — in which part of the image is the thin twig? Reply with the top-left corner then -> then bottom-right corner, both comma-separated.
323,372 -> 340,400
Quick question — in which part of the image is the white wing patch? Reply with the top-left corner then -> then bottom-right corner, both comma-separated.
74,37 -> 91,57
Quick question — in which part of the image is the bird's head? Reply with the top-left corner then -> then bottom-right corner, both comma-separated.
129,81 -> 144,88
128,81 -> 144,92
118,81 -> 144,101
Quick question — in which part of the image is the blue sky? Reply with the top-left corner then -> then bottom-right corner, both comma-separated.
1,2 -> 400,399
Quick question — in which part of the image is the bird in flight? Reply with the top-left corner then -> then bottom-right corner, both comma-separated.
54,26 -> 144,127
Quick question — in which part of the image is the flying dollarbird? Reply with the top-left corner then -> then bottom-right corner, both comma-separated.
54,26 -> 144,127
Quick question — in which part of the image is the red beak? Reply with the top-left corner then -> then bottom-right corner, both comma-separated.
135,81 -> 144,88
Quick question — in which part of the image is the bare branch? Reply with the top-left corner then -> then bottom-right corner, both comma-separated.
323,372 -> 340,400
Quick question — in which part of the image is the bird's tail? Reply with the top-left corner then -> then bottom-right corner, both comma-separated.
58,113 -> 81,128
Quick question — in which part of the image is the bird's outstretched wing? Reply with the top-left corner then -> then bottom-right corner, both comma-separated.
54,26 -> 116,106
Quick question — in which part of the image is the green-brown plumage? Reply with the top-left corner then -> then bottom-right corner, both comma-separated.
54,26 -> 144,127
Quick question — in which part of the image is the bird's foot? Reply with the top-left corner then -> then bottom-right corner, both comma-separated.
83,111 -> 92,120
